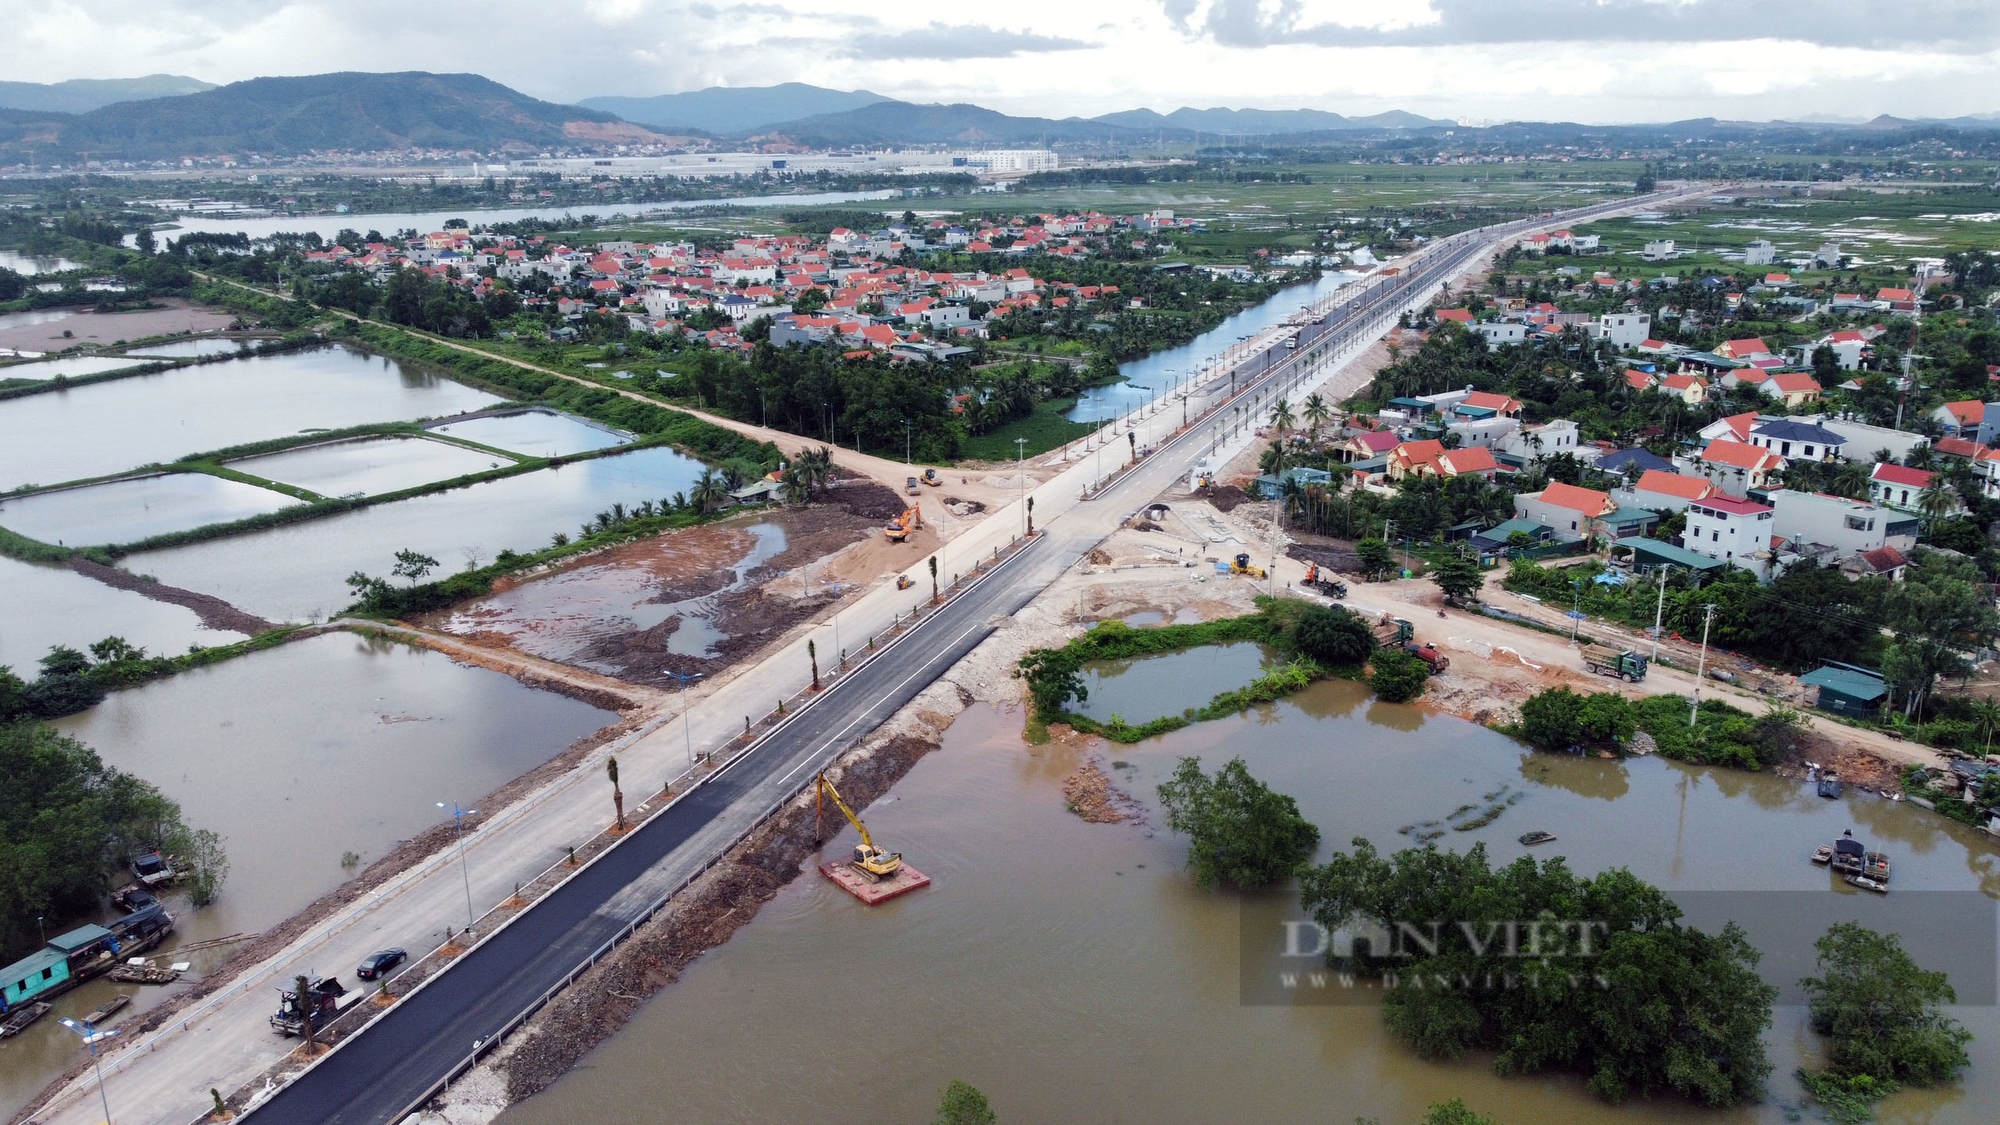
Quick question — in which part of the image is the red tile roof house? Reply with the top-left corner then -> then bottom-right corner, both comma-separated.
1515,481 -> 1622,540
1933,399 -> 1989,438
1715,337 -> 1772,360
1693,439 -> 1786,496
1868,462 -> 1935,512
1767,371 -> 1823,408
1434,308 -> 1475,324
1386,439 -> 1448,480
1625,469 -> 1717,512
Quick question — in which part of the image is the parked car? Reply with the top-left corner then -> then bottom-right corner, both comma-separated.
356,948 -> 407,981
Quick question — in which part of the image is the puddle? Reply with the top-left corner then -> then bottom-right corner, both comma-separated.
1073,640 -> 1277,725
0,354 -> 148,380
123,337 -> 255,358
427,408 -> 631,457
0,472 -> 300,545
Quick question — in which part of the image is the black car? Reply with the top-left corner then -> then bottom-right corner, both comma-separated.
356,948 -> 407,980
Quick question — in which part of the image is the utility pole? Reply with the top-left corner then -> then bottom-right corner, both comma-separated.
1650,564 -> 1671,663
1690,603 -> 1717,727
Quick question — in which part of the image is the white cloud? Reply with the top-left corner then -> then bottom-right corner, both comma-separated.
1,0 -> 1997,125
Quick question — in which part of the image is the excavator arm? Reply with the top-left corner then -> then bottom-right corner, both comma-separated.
815,773 -> 902,881
815,773 -> 876,854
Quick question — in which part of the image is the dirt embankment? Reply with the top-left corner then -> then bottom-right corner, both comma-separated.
1063,759 -> 1143,824
492,727 -> 945,1103
70,556 -> 277,636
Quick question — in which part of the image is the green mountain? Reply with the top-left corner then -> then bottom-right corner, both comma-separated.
579,84 -> 889,134
1093,106 -> 1452,134
753,101 -> 1153,146
0,72 -> 674,162
0,75 -> 215,114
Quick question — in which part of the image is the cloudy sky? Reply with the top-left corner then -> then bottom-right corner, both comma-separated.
7,0 -> 2000,123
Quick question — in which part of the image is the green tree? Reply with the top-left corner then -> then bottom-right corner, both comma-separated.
390,549 -> 438,586
934,1080 -> 996,1125
1302,392 -> 1332,445
1292,605 -> 1375,665
1356,537 -> 1396,580
1017,646 -> 1086,720
1430,548 -> 1483,604
1519,686 -> 1586,750
1577,691 -> 1636,743
1421,1099 -> 1499,1125
606,755 -> 624,831
1369,649 -> 1429,703
1155,756 -> 1320,889
1802,923 -> 1971,1089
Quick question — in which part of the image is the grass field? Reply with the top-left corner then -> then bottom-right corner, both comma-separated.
959,396 -> 1095,461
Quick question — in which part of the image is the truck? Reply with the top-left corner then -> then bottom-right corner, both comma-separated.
1404,643 -> 1451,674
1581,646 -> 1649,682
1302,562 -> 1347,598
1370,614 -> 1415,648
270,974 -> 347,1037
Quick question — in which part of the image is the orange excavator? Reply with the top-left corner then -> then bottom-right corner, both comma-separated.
885,502 -> 922,542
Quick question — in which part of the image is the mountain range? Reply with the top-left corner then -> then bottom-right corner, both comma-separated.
0,74 -> 215,114
0,72 -> 677,162
578,83 -> 891,134
2,71 -> 1994,166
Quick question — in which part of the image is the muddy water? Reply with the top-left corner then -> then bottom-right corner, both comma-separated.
0,354 -> 147,380
0,554 -> 243,670
502,685 -> 1998,1125
122,446 -> 713,621
436,521 -> 788,672
0,250 -> 84,275
124,337 -> 253,358
0,633 -> 616,1119
231,435 -> 508,498
0,472 -> 298,545
1074,640 -> 1274,724
427,409 -> 630,458
0,345 -> 501,490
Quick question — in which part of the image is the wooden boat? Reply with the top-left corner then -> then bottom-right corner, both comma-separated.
1865,851 -> 1891,882
78,994 -> 130,1026
1816,770 -> 1844,799
1810,844 -> 1833,865
1518,831 -> 1557,846
1843,874 -> 1889,894
0,1001 -> 51,1038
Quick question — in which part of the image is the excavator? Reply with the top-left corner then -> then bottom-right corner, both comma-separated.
815,773 -> 903,883
885,502 -> 922,543
1230,552 -> 1266,579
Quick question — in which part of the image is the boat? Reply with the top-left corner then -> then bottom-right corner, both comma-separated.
108,961 -> 183,985
1865,851 -> 1891,882
1830,835 -> 1866,875
78,994 -> 130,1026
0,1002 -> 51,1038
1810,844 -> 1833,865
1816,770 -> 1844,799
1843,874 -> 1889,894
1518,831 -> 1557,846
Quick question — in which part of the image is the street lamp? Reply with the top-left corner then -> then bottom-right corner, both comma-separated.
1014,437 -> 1028,536
59,1018 -> 117,1125
436,802 -> 479,934
668,670 -> 704,764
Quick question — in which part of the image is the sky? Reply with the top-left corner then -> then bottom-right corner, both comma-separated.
6,0 -> 2000,124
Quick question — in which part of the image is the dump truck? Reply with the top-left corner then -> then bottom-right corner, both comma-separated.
1582,645 -> 1649,682
270,974 -> 347,1037
1404,643 -> 1451,674
1370,614 -> 1414,648
885,504 -> 922,543
1302,562 -> 1348,598
1230,552 -> 1266,579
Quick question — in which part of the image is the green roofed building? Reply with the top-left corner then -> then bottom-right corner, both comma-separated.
1799,662 -> 1888,717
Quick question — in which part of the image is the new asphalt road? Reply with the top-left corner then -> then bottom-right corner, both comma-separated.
248,191 -> 1695,1124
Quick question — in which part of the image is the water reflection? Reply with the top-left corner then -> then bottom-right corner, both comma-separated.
0,554 -> 242,669
0,472 -> 297,545
231,435 -> 505,497
1073,641 -> 1272,725
427,408 -> 630,458
1519,750 -> 1632,801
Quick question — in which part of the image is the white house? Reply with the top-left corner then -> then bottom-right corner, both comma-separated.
1593,312 -> 1652,351
1447,414 -> 1521,450
1868,462 -> 1937,513
1497,419 -> 1581,462
1473,322 -> 1528,347
1769,490 -> 1918,558
1642,239 -> 1677,261
1685,495 -> 1776,580
1744,240 -> 1777,266
1746,418 -> 1846,462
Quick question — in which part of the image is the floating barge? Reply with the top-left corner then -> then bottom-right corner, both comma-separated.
819,861 -> 931,905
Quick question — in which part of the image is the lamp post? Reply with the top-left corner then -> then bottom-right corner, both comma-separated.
435,802 -> 479,934
1014,437 -> 1028,536
59,1018 -> 117,1125
668,670 -> 704,764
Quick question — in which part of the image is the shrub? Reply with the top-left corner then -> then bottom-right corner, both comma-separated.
1292,604 -> 1375,665
1156,756 -> 1320,888
1368,649 -> 1429,703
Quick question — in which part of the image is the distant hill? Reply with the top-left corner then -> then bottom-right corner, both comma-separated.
754,101 -> 1161,147
1093,106 -> 1452,134
0,72 -> 678,162
0,75 -> 215,114
579,84 -> 890,134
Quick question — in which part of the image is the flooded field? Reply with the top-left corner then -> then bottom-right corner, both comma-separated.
1073,639 -> 1273,724
0,301 -> 236,356
500,678 -> 2000,1125
0,345 -> 501,490
0,472 -> 297,546
0,354 -> 147,381
427,409 -> 630,457
0,554 -> 244,671
0,249 -> 84,274
230,435 -> 510,498
123,446 -> 714,621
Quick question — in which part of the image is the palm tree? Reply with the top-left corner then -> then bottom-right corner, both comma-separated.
1268,397 -> 1295,438
1974,699 -> 2000,756
607,755 -> 624,831
1302,393 -> 1331,446
690,470 -> 729,514
1918,478 -> 1957,534
781,465 -> 811,506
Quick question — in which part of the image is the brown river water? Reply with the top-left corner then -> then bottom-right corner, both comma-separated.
500,672 -> 1999,1125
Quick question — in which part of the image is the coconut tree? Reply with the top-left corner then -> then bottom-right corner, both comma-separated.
1918,478 -> 1958,535
807,639 -> 820,691
928,554 -> 940,601
690,470 -> 729,514
1268,397 -> 1296,438
1302,393 -> 1331,446
607,755 -> 624,831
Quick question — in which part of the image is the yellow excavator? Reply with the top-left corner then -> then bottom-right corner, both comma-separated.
885,502 -> 922,543
815,773 -> 903,882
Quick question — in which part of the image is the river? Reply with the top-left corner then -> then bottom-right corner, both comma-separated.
0,632 -> 617,1121
1067,270 -> 1364,423
149,189 -> 902,244
498,671 -> 1999,1125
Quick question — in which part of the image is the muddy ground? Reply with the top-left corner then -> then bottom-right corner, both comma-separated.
0,299 -> 238,353
430,483 -> 904,686
71,556 -> 277,635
